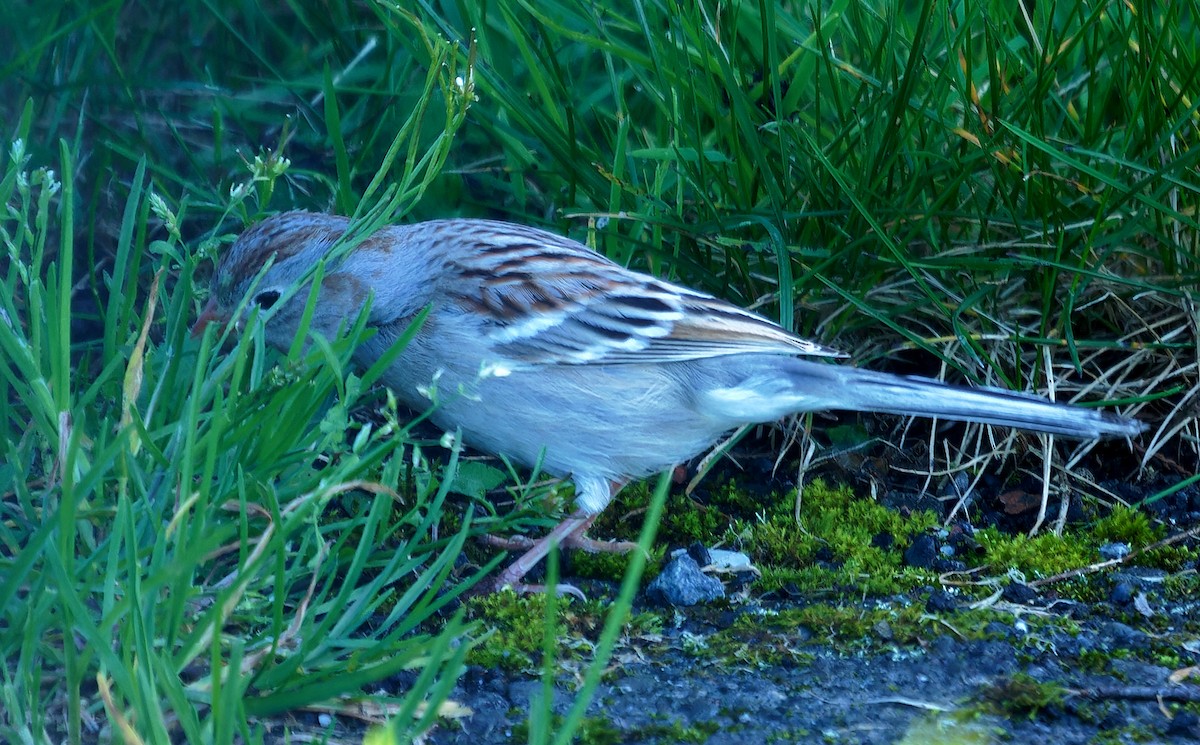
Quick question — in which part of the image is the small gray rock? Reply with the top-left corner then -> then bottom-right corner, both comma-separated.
646,553 -> 724,606
1110,580 -> 1135,605
905,534 -> 938,568
1099,542 -> 1131,560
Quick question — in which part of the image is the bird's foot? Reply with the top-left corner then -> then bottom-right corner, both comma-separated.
560,533 -> 639,554
473,509 -> 623,599
477,533 -> 539,551
478,530 -> 637,554
477,577 -> 588,601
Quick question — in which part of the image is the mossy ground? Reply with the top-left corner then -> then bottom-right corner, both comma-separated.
458,471 -> 1198,675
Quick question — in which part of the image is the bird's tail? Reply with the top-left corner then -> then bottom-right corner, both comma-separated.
712,357 -> 1146,439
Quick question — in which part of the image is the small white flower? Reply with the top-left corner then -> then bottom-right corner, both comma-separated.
252,153 -> 290,179
34,168 -> 60,195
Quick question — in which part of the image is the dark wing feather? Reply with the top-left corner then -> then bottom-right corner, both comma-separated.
434,220 -> 845,366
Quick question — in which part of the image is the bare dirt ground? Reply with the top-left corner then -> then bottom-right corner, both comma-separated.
425,586 -> 1200,744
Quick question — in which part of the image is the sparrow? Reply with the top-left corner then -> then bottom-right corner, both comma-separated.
196,212 -> 1145,592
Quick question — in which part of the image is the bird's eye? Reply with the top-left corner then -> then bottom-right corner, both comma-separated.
253,290 -> 280,310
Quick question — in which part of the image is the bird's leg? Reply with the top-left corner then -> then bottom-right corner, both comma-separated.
486,509 -> 597,598
558,479 -> 638,553
480,518 -> 638,550
557,516 -> 639,554
481,481 -> 639,596
479,480 -> 636,554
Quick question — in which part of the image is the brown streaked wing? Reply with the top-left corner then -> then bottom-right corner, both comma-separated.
441,220 -> 845,366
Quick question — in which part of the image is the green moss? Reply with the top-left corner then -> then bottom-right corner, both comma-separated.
463,590 -> 664,672
768,731 -> 813,743
663,502 -> 736,545
1076,648 -> 1115,674
1092,506 -> 1198,572
971,505 -> 1197,598
464,591 -> 554,671
980,673 -> 1066,720
1092,506 -> 1164,545
511,715 -> 625,744
1143,545 -> 1200,574
513,715 -> 721,744
677,596 -> 1094,669
1090,725 -> 1161,744
894,711 -> 1000,745
591,478 -> 764,547
1162,572 -> 1200,601
706,604 -> 922,658
626,720 -> 721,743
976,529 -> 1098,578
482,474 -> 1195,634
567,477 -> 944,598
684,620 -> 813,668
747,480 -> 939,595
770,604 -> 905,645
464,591 -> 615,671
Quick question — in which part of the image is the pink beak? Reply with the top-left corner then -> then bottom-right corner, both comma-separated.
191,298 -> 226,338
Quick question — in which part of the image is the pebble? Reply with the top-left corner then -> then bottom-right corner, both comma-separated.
1099,542 -> 1131,560
926,589 -> 957,613
1110,580 -> 1135,605
646,553 -> 724,606
1002,581 -> 1039,605
904,534 -> 938,568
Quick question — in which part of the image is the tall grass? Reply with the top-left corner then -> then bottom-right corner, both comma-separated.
1,17 -> 490,742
